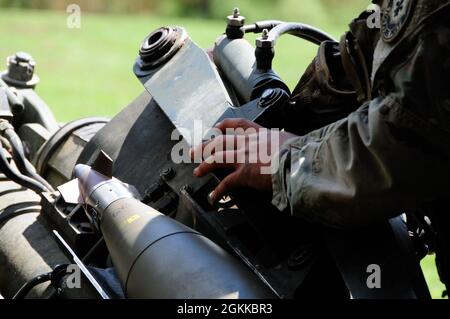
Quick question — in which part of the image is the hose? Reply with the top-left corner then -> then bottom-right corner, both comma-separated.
242,20 -> 336,44
0,147 -> 47,194
0,135 -> 11,150
253,22 -> 337,70
0,203 -> 42,226
12,264 -> 70,299
2,127 -> 54,191
242,20 -> 283,34
267,22 -> 336,45
12,272 -> 52,299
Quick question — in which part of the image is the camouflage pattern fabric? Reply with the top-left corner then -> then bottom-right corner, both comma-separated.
272,0 -> 450,289
271,0 -> 450,285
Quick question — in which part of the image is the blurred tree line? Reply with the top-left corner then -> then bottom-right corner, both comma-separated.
0,0 -> 368,24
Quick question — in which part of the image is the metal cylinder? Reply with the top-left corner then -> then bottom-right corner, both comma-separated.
135,26 -> 187,74
0,180 -> 105,299
35,118 -> 109,187
101,197 -> 274,299
213,35 -> 289,103
0,177 -> 67,298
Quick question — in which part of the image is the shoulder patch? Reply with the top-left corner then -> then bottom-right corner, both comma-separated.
381,0 -> 416,43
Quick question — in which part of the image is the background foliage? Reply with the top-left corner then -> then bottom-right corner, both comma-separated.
0,0 -> 363,23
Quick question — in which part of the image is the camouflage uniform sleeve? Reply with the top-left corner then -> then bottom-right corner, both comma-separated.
271,21 -> 450,229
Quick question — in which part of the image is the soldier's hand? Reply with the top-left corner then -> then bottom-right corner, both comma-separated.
190,118 -> 297,203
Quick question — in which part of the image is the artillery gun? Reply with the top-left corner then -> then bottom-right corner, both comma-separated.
0,9 -> 430,299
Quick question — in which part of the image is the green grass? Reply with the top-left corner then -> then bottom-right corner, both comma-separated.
421,254 -> 446,299
0,8 -> 353,121
0,9 -> 447,299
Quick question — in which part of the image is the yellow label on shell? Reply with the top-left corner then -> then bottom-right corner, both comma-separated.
124,214 -> 141,225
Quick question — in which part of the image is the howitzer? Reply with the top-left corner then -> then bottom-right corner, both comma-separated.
0,8 -> 431,299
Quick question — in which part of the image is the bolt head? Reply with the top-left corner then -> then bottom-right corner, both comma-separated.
227,15 -> 245,27
14,51 -> 33,63
255,37 -> 274,48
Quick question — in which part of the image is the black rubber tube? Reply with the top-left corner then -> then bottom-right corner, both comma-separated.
0,147 -> 47,194
268,22 -> 336,45
242,21 -> 335,44
12,272 -> 52,299
3,128 -> 53,191
0,203 -> 42,226
242,20 -> 283,34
